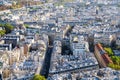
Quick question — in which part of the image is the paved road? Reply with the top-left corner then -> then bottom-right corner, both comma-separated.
49,64 -> 99,75
40,46 -> 53,78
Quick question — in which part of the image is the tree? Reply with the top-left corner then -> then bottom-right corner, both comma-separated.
32,74 -> 46,80
0,25 -> 5,36
0,30 -> 5,36
0,23 -> 14,34
108,63 -> 120,70
24,24 -> 29,28
111,56 -> 120,65
4,23 -> 14,34
104,47 -> 114,56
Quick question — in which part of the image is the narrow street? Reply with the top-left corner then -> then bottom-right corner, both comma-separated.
40,40 -> 53,78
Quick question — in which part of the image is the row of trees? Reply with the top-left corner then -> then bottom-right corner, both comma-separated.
104,47 -> 114,56
0,23 -> 14,36
104,47 -> 120,70
108,63 -> 120,70
111,56 -> 120,65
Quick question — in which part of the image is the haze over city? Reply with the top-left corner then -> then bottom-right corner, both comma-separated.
0,0 -> 120,80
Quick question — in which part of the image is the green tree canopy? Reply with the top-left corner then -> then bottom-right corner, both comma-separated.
111,56 -> 120,65
0,23 -> 14,34
4,23 -> 14,33
104,47 -> 114,56
0,30 -> 5,36
24,24 -> 29,28
33,74 -> 46,80
108,63 -> 120,70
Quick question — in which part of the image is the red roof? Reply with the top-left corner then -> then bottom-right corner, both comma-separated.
101,53 -> 113,64
96,43 -> 113,64
96,43 -> 104,51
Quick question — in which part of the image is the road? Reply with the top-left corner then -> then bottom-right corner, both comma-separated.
49,64 -> 99,76
40,46 -> 53,78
